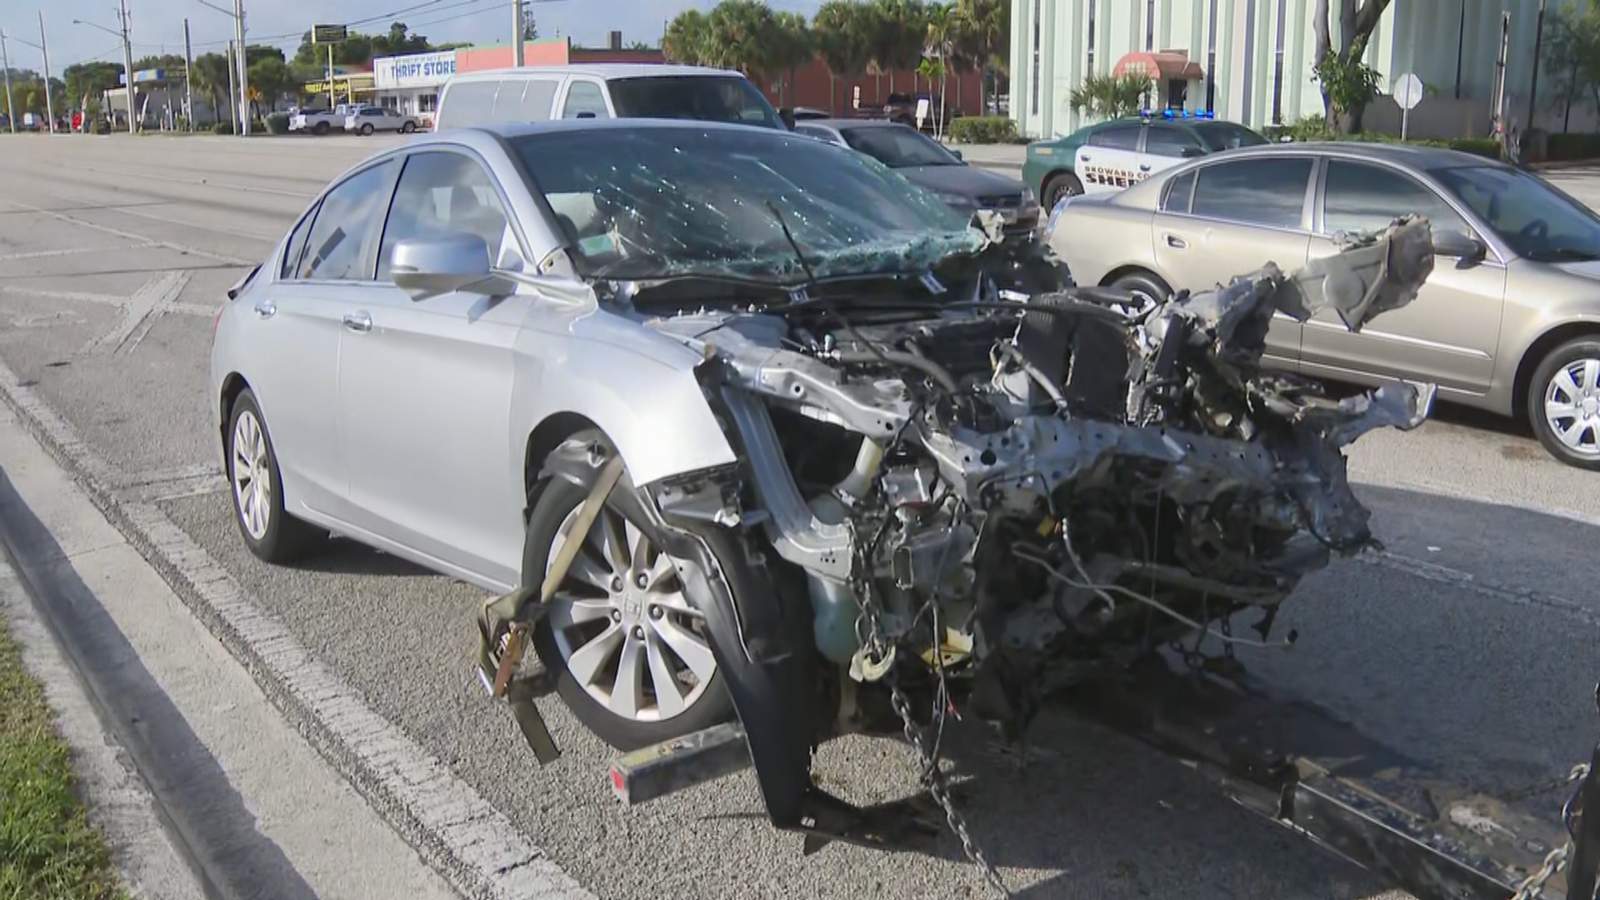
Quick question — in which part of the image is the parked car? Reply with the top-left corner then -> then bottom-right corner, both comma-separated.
209,118 -> 1430,851
434,64 -> 784,131
290,104 -> 351,135
795,118 -> 1039,235
789,106 -> 832,121
1024,112 -> 1268,210
1047,140 -> 1600,468
345,106 -> 420,135
879,91 -> 956,131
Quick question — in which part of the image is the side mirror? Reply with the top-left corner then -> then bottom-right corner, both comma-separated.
779,107 -> 797,130
1431,228 -> 1486,263
390,234 -> 510,300
950,148 -> 964,161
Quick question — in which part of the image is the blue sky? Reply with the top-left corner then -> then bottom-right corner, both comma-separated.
4,0 -> 825,74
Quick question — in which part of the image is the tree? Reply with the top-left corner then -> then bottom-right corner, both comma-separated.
1541,6 -> 1600,132
954,0 -> 1007,114
374,22 -> 433,56
1311,0 -> 1391,132
191,52 -> 233,122
814,1 -> 872,113
769,11 -> 814,106
1069,72 -> 1152,120
924,3 -> 956,135
663,10 -> 710,65
703,1 -> 779,79
64,61 -> 122,109
867,0 -> 927,95
248,56 -> 293,113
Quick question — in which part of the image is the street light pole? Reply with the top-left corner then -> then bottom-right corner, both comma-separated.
37,12 -> 54,134
512,0 -> 524,67
119,0 -> 136,133
233,0 -> 247,135
0,32 -> 15,133
1528,0 -> 1547,132
183,18 -> 194,131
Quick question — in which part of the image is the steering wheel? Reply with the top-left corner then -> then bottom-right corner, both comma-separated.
1520,219 -> 1550,241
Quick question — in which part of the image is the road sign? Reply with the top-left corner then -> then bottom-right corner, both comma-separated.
312,24 -> 347,44
915,97 -> 930,129
1393,73 -> 1424,110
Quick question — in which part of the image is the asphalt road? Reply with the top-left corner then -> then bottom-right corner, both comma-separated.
3,132 -> 1599,900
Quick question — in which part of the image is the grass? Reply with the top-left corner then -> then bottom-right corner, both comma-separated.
0,618 -> 126,900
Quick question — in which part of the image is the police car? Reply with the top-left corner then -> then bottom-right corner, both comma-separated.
1023,111 -> 1268,211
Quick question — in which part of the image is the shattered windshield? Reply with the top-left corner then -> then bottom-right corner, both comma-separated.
1434,165 -> 1600,262
512,126 -> 983,283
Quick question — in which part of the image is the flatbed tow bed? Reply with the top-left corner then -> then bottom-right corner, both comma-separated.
607,658 -> 1600,900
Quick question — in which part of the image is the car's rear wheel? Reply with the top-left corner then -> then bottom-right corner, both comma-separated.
226,389 -> 324,562
359,123 -> 374,136
528,443 -> 734,750
1110,271 -> 1171,313
1529,338 -> 1600,470
400,121 -> 415,133
1042,172 -> 1084,211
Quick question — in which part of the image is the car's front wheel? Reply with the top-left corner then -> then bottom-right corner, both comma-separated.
359,123 -> 375,136
227,389 -> 324,562
313,121 -> 330,135
400,121 -> 415,133
1529,337 -> 1600,469
527,443 -> 734,750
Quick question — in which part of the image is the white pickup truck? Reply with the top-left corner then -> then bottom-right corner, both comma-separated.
288,104 -> 351,135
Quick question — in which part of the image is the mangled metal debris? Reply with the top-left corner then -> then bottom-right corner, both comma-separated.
473,215 -> 1525,896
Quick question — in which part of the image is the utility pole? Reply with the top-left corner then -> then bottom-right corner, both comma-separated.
37,12 -> 54,134
224,39 -> 237,134
183,18 -> 194,131
233,0 -> 248,135
119,0 -> 136,133
1528,0 -> 1547,132
0,32 -> 15,133
512,0 -> 525,67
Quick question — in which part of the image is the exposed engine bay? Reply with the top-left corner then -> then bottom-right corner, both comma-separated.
480,216 -> 1450,884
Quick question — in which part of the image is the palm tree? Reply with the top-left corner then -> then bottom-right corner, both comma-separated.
663,10 -> 709,65
925,2 -> 956,134
955,0 -> 1007,114
769,12 -> 814,107
814,1 -> 872,114
704,1 -> 779,82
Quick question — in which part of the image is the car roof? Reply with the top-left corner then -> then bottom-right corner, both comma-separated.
447,64 -> 744,83
1198,140 -> 1505,170
796,119 -> 915,131
435,118 -> 806,142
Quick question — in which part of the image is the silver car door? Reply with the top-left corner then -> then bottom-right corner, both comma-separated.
1077,123 -> 1147,195
1300,158 -> 1506,394
258,159 -> 399,518
1151,156 -> 1315,368
338,148 -> 528,586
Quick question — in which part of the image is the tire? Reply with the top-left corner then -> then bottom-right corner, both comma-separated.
226,389 -> 324,563
400,121 -> 415,134
1109,271 -> 1172,310
528,439 -> 734,750
1041,172 -> 1085,212
313,121 -> 330,135
359,123 -> 374,136
1527,337 -> 1600,470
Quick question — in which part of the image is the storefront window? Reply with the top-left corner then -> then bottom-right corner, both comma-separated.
419,93 -> 438,113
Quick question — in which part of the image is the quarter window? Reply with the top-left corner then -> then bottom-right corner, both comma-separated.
378,152 -> 513,281
1190,158 -> 1311,229
1323,160 -> 1466,236
1163,170 -> 1196,213
280,204 -> 318,278
562,81 -> 610,119
298,160 -> 396,281
1088,124 -> 1141,150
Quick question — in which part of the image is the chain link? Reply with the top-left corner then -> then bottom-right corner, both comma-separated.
852,542 -> 1010,898
1511,763 -> 1591,900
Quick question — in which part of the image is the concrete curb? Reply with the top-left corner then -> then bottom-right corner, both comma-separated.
0,357 -> 588,899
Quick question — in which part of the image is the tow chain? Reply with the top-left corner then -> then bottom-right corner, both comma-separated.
853,546 -> 1011,898
1511,763 -> 1591,900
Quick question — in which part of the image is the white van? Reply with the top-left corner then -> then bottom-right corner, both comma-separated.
434,64 -> 786,131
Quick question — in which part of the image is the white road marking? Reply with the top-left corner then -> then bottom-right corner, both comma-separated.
0,199 -> 255,266
1362,550 -> 1600,628
0,243 -> 157,262
0,353 -> 589,899
85,270 -> 191,356
0,285 -> 127,306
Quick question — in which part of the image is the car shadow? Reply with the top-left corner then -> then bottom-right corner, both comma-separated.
289,535 -> 436,578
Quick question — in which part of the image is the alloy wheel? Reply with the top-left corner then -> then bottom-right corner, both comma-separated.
231,410 -> 271,540
545,506 -> 716,722
1544,357 -> 1600,458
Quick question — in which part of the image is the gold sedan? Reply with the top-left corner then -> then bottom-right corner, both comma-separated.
1047,142 -> 1600,469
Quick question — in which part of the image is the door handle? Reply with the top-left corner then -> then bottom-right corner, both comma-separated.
253,299 -> 276,318
342,311 -> 372,333
1165,234 -> 1188,249
1138,163 -> 1152,172
1079,154 -> 1090,162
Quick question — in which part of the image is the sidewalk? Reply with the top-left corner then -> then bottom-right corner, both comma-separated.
0,402 -> 459,900
946,142 -> 1026,174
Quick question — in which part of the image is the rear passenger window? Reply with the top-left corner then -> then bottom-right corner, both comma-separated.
562,81 -> 610,119
1088,124 -> 1142,151
438,81 -> 498,129
280,204 -> 318,278
1190,158 -> 1311,229
298,160 -> 396,281
498,79 -> 559,122
1162,170 -> 1196,213
1145,125 -> 1201,158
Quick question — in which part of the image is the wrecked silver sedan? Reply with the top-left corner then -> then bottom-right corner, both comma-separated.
211,120 -> 1492,892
